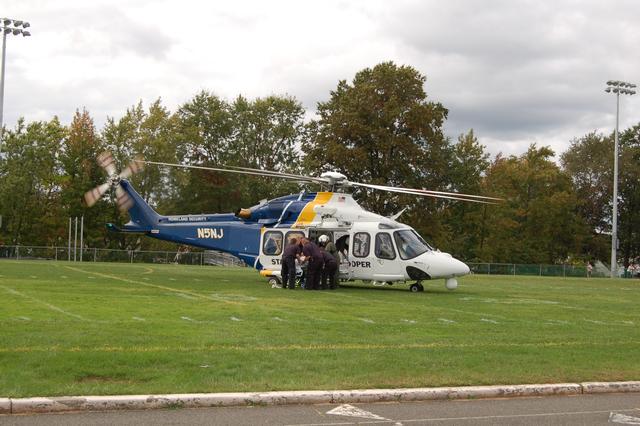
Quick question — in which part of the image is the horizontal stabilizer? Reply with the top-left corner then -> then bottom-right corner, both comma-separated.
106,223 -> 151,233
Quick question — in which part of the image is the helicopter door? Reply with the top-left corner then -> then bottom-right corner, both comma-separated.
259,230 -> 284,271
349,231 -> 373,280
372,231 -> 404,282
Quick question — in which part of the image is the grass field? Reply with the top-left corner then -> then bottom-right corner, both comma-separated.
1,260 -> 639,398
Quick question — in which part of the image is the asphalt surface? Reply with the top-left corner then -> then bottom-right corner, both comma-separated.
2,393 -> 640,425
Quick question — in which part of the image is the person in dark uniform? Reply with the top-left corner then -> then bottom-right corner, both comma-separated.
319,234 -> 340,288
300,237 -> 323,290
320,247 -> 338,290
281,237 -> 300,289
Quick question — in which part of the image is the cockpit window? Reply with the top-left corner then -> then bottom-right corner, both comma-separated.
393,230 -> 432,260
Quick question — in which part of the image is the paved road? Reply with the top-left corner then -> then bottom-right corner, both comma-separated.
2,393 -> 640,425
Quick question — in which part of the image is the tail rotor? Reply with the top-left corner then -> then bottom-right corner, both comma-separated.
84,151 -> 144,212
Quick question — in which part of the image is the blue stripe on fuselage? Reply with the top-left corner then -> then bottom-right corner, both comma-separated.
148,218 -> 262,268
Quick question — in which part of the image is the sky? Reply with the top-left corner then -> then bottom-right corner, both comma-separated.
2,0 -> 639,158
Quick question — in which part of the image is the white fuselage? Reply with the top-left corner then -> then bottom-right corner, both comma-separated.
258,192 -> 470,286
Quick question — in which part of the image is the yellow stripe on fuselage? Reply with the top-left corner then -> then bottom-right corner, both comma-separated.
293,192 -> 333,228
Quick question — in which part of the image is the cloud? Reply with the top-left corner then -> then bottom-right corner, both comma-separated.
2,0 -> 639,159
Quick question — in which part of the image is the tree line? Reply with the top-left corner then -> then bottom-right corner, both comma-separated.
0,62 -> 638,267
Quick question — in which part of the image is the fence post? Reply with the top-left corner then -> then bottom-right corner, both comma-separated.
94,248 -> 97,262
563,264 -> 566,277
55,246 -> 58,261
16,245 -> 19,260
539,264 -> 542,276
130,251 -> 134,263
488,263 -> 491,275
513,264 -> 516,275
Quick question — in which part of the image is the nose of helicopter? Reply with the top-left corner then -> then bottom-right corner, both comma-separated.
451,257 -> 471,276
424,252 -> 470,278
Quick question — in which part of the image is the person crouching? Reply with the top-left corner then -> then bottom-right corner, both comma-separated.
320,247 -> 338,290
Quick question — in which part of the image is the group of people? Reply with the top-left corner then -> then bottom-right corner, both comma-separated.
280,234 -> 340,290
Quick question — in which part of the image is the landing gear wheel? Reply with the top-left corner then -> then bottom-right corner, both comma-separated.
268,277 -> 281,288
409,283 -> 420,293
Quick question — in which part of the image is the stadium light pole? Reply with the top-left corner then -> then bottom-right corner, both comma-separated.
0,17 -> 31,156
605,80 -> 636,278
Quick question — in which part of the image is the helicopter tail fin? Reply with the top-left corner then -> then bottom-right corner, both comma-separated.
111,180 -> 161,232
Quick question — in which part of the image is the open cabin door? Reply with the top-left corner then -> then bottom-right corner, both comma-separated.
258,228 -> 306,272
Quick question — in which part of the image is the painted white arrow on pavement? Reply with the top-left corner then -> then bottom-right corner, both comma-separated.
610,412 -> 640,425
326,404 -> 388,420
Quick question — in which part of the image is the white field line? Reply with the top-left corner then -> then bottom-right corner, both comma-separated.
0,285 -> 87,321
63,265 -> 244,306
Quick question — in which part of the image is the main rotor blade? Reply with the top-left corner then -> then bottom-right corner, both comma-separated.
97,151 -> 117,176
223,164 -> 328,184
350,181 -> 503,202
143,160 -> 327,184
83,182 -> 110,207
350,182 -> 498,204
120,157 -> 144,180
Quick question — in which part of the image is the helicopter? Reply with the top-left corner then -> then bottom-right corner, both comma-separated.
84,152 -> 501,292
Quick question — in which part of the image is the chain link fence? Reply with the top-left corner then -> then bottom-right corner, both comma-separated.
0,245 -> 246,267
467,262 -> 612,278
0,245 -> 627,278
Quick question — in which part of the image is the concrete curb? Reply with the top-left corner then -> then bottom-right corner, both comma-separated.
3,381 -> 640,414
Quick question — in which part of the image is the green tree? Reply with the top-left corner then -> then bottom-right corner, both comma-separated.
444,129 -> 491,260
228,95 -> 306,205
172,91 -> 235,214
481,145 -> 585,263
172,91 -> 306,214
303,62 -> 453,246
560,127 -> 640,267
101,100 -> 178,249
616,124 -> 640,267
58,109 -> 108,248
102,100 -> 177,205
560,132 -> 612,261
0,118 -> 66,245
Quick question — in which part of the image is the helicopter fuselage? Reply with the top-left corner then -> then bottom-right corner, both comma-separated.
112,180 -> 470,291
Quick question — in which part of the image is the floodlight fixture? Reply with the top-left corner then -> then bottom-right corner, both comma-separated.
1,16 -> 33,157
605,79 -> 636,278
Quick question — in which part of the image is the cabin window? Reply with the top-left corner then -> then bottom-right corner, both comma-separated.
285,231 -> 305,246
375,232 -> 396,260
352,232 -> 370,258
263,231 -> 283,256
394,230 -> 431,260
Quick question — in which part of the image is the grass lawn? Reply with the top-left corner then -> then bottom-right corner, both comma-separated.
0,260 -> 639,397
